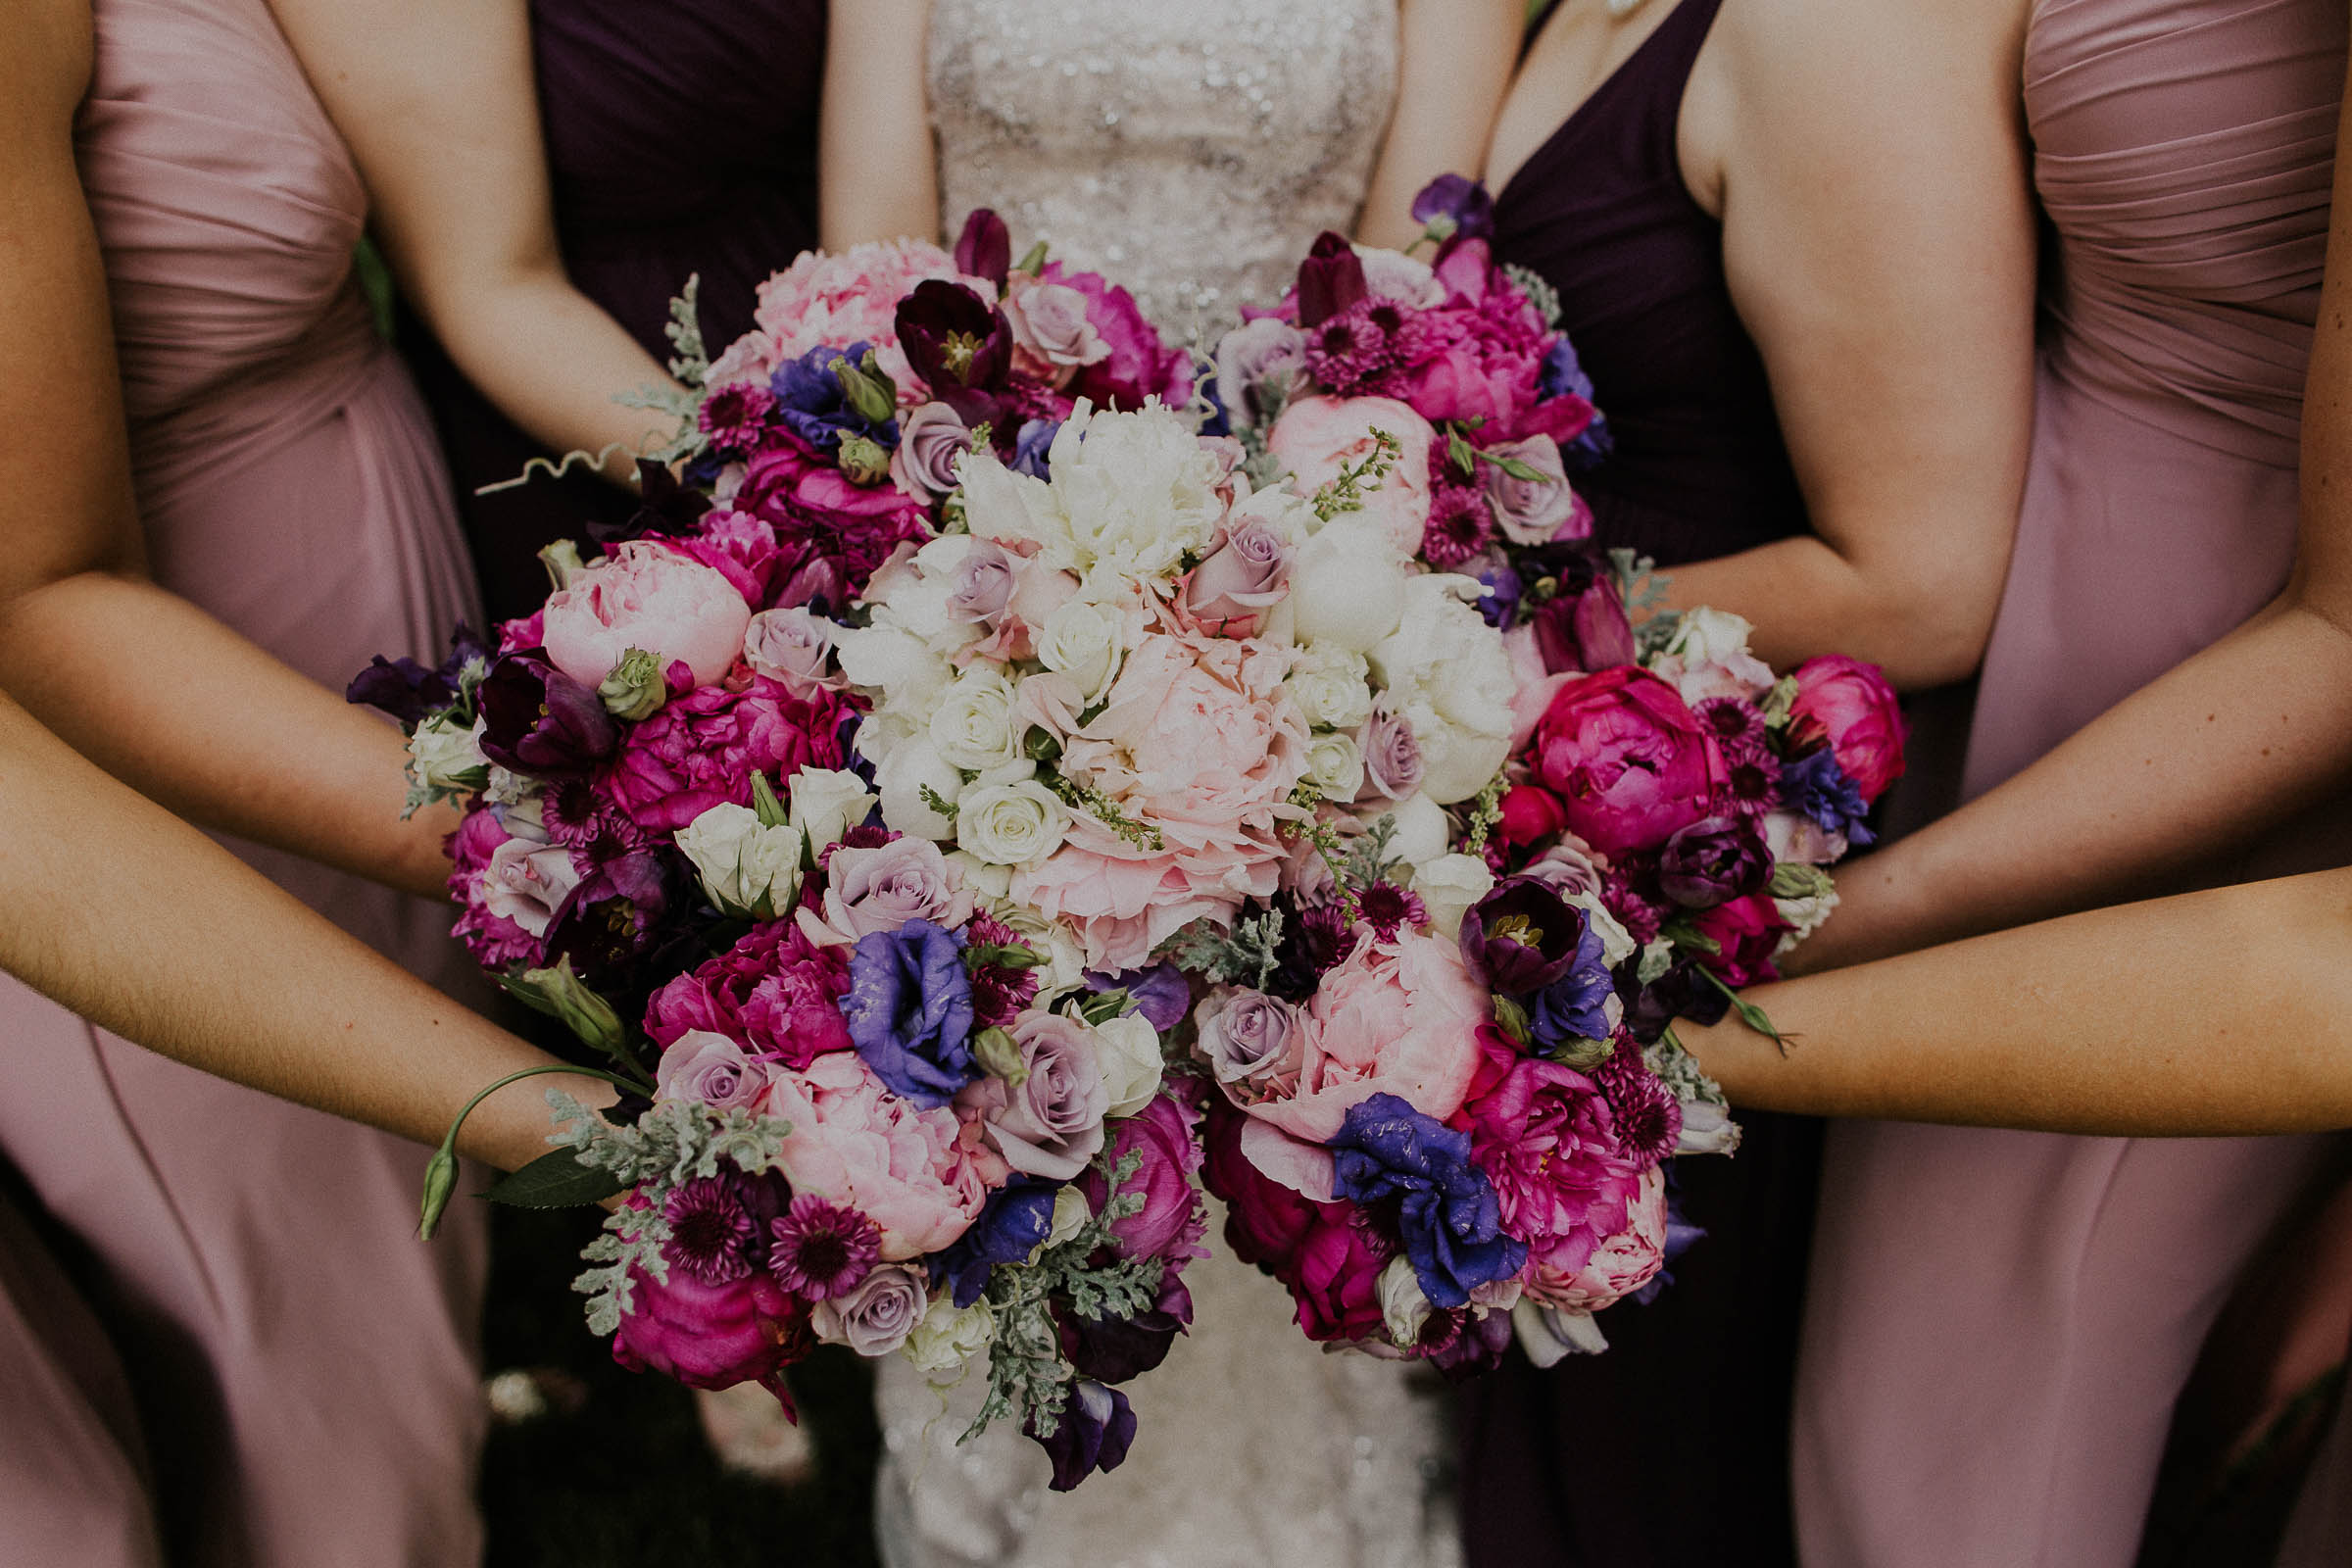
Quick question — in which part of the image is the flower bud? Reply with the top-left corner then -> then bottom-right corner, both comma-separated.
538,538 -> 589,592
501,957 -> 625,1058
416,1141 -> 460,1241
597,647 -> 668,721
831,350 -> 900,427
1379,1255 -> 1433,1347
973,1025 -> 1026,1087
837,432 -> 893,487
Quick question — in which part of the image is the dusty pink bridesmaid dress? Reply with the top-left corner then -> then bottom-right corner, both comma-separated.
0,0 -> 490,1562
1793,1 -> 2348,1563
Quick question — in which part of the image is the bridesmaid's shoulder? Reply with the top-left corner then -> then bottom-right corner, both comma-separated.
5,0 -> 93,144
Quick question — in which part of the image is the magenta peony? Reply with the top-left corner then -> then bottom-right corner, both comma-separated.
1037,262 -> 1192,411
1788,654 -> 1907,805
612,1258 -> 807,1396
1532,666 -> 1728,859
645,920 -> 854,1070
1686,892 -> 1791,988
602,675 -> 849,835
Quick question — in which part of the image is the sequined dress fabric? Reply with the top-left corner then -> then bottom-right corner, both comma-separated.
875,7 -> 1461,1567
928,0 -> 1399,345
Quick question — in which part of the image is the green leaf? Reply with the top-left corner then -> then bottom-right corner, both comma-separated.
484,1150 -> 628,1208
750,769 -> 791,829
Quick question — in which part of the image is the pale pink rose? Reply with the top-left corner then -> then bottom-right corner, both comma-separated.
742,608 -> 843,700
1522,1164 -> 1668,1314
478,838 -> 581,939
541,540 -> 752,691
1001,275 -> 1110,387
1266,395 -> 1436,557
1235,930 -> 1489,1144
805,838 -> 974,944
761,1052 -> 999,1260
956,1011 -> 1108,1181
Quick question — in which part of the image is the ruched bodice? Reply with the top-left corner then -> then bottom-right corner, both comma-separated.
928,0 -> 1399,341
2028,0 -> 2340,468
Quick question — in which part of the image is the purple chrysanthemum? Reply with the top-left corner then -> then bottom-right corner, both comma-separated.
1693,697 -> 1767,753
1302,299 -> 1400,393
767,1194 -> 880,1300
1357,882 -> 1427,944
1420,484 -> 1494,567
1593,1045 -> 1682,1169
662,1177 -> 760,1286
1600,866 -> 1665,947
966,913 -> 1041,1029
698,382 -> 778,457
542,777 -> 652,857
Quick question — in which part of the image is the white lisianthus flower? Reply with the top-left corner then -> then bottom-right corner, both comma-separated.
928,668 -> 1027,771
1044,1186 -> 1093,1251
1665,606 -> 1758,665
1374,792 -> 1451,869
1288,517 -> 1407,652
1047,402 -> 1225,585
1411,853 -> 1495,941
484,765 -> 540,809
956,780 -> 1071,865
901,1297 -> 996,1378
410,713 -> 488,792
1035,597 -> 1125,701
1303,729 -> 1366,801
1660,606 -> 1775,704
1773,888 -> 1841,956
836,623 -> 954,718
1569,890 -> 1640,968
1379,1256 -> 1434,1348
874,737 -> 965,842
1288,644 -> 1375,731
1093,1013 -> 1165,1119
674,804 -> 805,919
1513,1298 -> 1607,1367
786,766 -> 877,855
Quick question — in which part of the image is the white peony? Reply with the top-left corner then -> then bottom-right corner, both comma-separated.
874,737 -> 965,841
956,779 -> 1072,865
1046,402 -> 1227,587
837,623 -> 954,716
959,448 -> 1078,572
673,804 -> 805,918
1093,1013 -> 1166,1119
1374,792 -> 1451,867
1371,577 -> 1518,803
1287,517 -> 1407,653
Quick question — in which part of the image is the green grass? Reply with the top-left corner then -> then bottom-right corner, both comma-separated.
477,1203 -> 882,1567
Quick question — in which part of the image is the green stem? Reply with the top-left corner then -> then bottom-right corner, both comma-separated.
416,1063 -> 649,1241
1695,966 -> 1790,1055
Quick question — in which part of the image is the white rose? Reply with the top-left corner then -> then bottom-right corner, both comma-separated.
410,713 -> 487,792
1045,1185 -> 1093,1251
946,849 -> 1013,901
929,669 -> 1026,771
875,737 -> 965,841
786,766 -> 877,854
957,780 -> 1071,865
673,804 -> 805,918
1379,1255 -> 1433,1348
901,1297 -> 996,1378
1665,606 -> 1757,666
1568,890 -> 1640,967
1288,518 -> 1407,652
1303,730 -> 1366,801
1035,598 -> 1125,701
1288,645 -> 1375,731
1372,792 -> 1450,868
1411,853 -> 1495,941
1093,1013 -> 1165,1119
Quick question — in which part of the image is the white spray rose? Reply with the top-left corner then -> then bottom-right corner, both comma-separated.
1093,1013 -> 1165,1119
1665,606 -> 1758,666
1303,730 -> 1367,801
956,780 -> 1072,865
929,668 -> 1027,771
1035,597 -> 1125,701
1288,645 -> 1375,731
836,624 -> 954,724
1412,854 -> 1496,941
1568,889 -> 1640,968
901,1297 -> 997,1378
786,766 -> 877,855
410,713 -> 487,792
874,737 -> 965,841
673,804 -> 805,918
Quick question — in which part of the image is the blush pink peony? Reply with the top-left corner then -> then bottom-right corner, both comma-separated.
542,540 -> 752,692
760,1052 -> 999,1261
1266,395 -> 1436,557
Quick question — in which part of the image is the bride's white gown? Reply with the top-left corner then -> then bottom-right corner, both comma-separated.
873,5 -> 1464,1566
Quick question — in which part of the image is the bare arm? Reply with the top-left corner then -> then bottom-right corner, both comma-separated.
0,0 -> 452,899
1682,868 -> 2352,1136
1356,0 -> 1525,249
821,0 -> 939,247
1659,0 -> 2037,689
270,0 -> 682,482
1790,53 -> 2352,973
0,693 -> 606,1171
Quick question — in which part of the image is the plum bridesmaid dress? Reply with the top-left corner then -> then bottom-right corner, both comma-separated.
402,0 -> 826,624
0,0 -> 490,1562
1794,2 -> 2350,1563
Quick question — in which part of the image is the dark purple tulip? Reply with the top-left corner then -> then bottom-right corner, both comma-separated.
894,281 -> 1013,427
1061,1274 -> 1192,1385
1457,877 -> 1588,997
1657,815 -> 1772,908
955,209 -> 1011,290
475,652 -> 620,776
1295,230 -> 1368,329
587,460 -> 711,546
543,846 -> 687,992
347,621 -> 490,725
1409,173 -> 1495,241
1571,579 -> 1638,670
1029,1380 -> 1137,1493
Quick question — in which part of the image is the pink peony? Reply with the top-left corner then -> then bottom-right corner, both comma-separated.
1080,1091 -> 1207,1265
603,675 -> 849,835
761,1051 -> 999,1260
1235,930 -> 1489,1147
1521,1164 -> 1667,1314
1266,395 -> 1436,557
612,1255 -> 808,1396
542,539 -> 752,692
1788,654 -> 1907,805
645,920 -> 853,1070
1290,1207 -> 1391,1345
734,239 -> 993,391
1687,892 -> 1791,987
670,509 -> 791,612
1533,666 -> 1728,860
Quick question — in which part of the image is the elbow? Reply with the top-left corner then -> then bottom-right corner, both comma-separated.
1855,563 -> 2007,691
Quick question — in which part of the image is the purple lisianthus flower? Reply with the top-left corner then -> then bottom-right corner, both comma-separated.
929,1180 -> 1055,1307
843,919 -> 979,1108
1458,878 -> 1587,996
1474,559 -> 1523,629
1779,748 -> 1877,847
1657,815 -> 1772,909
1330,1094 -> 1527,1311
1083,960 -> 1190,1034
1010,416 -> 1060,479
347,621 -> 491,725
473,652 -> 620,776
1029,1380 -> 1137,1493
1528,919 -> 1616,1049
1539,340 -> 1614,466
1410,173 -> 1495,241
768,340 -> 899,455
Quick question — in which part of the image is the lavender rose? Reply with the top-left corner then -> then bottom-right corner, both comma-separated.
742,608 -> 839,699
1355,700 -> 1425,803
1003,277 -> 1110,387
1179,512 -> 1293,635
812,838 -> 973,942
810,1261 -> 928,1355
1196,989 -> 1304,1088
945,539 -> 1019,624
890,402 -> 974,499
653,1029 -> 772,1113
1213,318 -> 1307,430
970,1011 -> 1108,1181
1481,434 -> 1583,546
479,837 -> 581,939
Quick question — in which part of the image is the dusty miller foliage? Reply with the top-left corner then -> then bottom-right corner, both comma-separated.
1160,908 -> 1288,992
553,1091 -> 795,1336
965,1149 -> 1161,1444
1644,1035 -> 1732,1120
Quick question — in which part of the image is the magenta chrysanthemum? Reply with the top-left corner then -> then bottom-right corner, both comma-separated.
542,777 -> 652,857
662,1177 -> 759,1286
1420,483 -> 1494,567
1356,882 -> 1427,944
966,913 -> 1042,1029
1601,867 -> 1665,947
1693,697 -> 1766,752
766,1194 -> 881,1300
1302,299 -> 1402,393
1593,1045 -> 1682,1169
699,382 -> 777,457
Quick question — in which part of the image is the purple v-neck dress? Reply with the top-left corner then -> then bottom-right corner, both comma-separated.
1458,3 -> 1818,1564
403,0 -> 827,624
